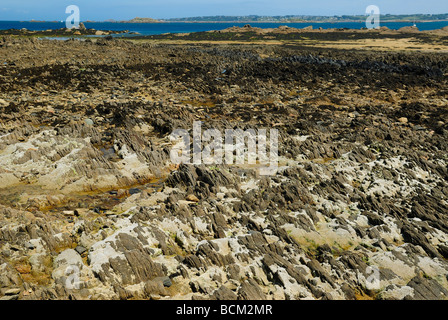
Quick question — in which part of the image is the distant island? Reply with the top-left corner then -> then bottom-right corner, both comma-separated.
125,17 -> 160,23
93,17 -> 160,23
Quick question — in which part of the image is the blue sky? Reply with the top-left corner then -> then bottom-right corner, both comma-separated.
1,0 -> 447,21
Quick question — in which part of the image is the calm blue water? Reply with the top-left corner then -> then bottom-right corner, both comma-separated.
1,21 -> 448,35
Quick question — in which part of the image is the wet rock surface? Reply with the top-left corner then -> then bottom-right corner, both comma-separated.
0,37 -> 447,300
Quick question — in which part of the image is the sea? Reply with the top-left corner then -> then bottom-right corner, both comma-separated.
1,21 -> 448,36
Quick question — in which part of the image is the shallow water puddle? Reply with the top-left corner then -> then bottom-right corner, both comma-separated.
0,177 -> 166,213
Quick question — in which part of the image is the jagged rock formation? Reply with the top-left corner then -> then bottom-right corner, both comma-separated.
0,37 -> 447,300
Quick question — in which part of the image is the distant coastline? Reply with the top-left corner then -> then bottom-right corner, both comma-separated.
19,13 -> 448,24
23,20 -> 448,24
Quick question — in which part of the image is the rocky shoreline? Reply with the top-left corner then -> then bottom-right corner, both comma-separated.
0,22 -> 128,37
0,34 -> 447,300
130,24 -> 448,42
2,24 -> 448,41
